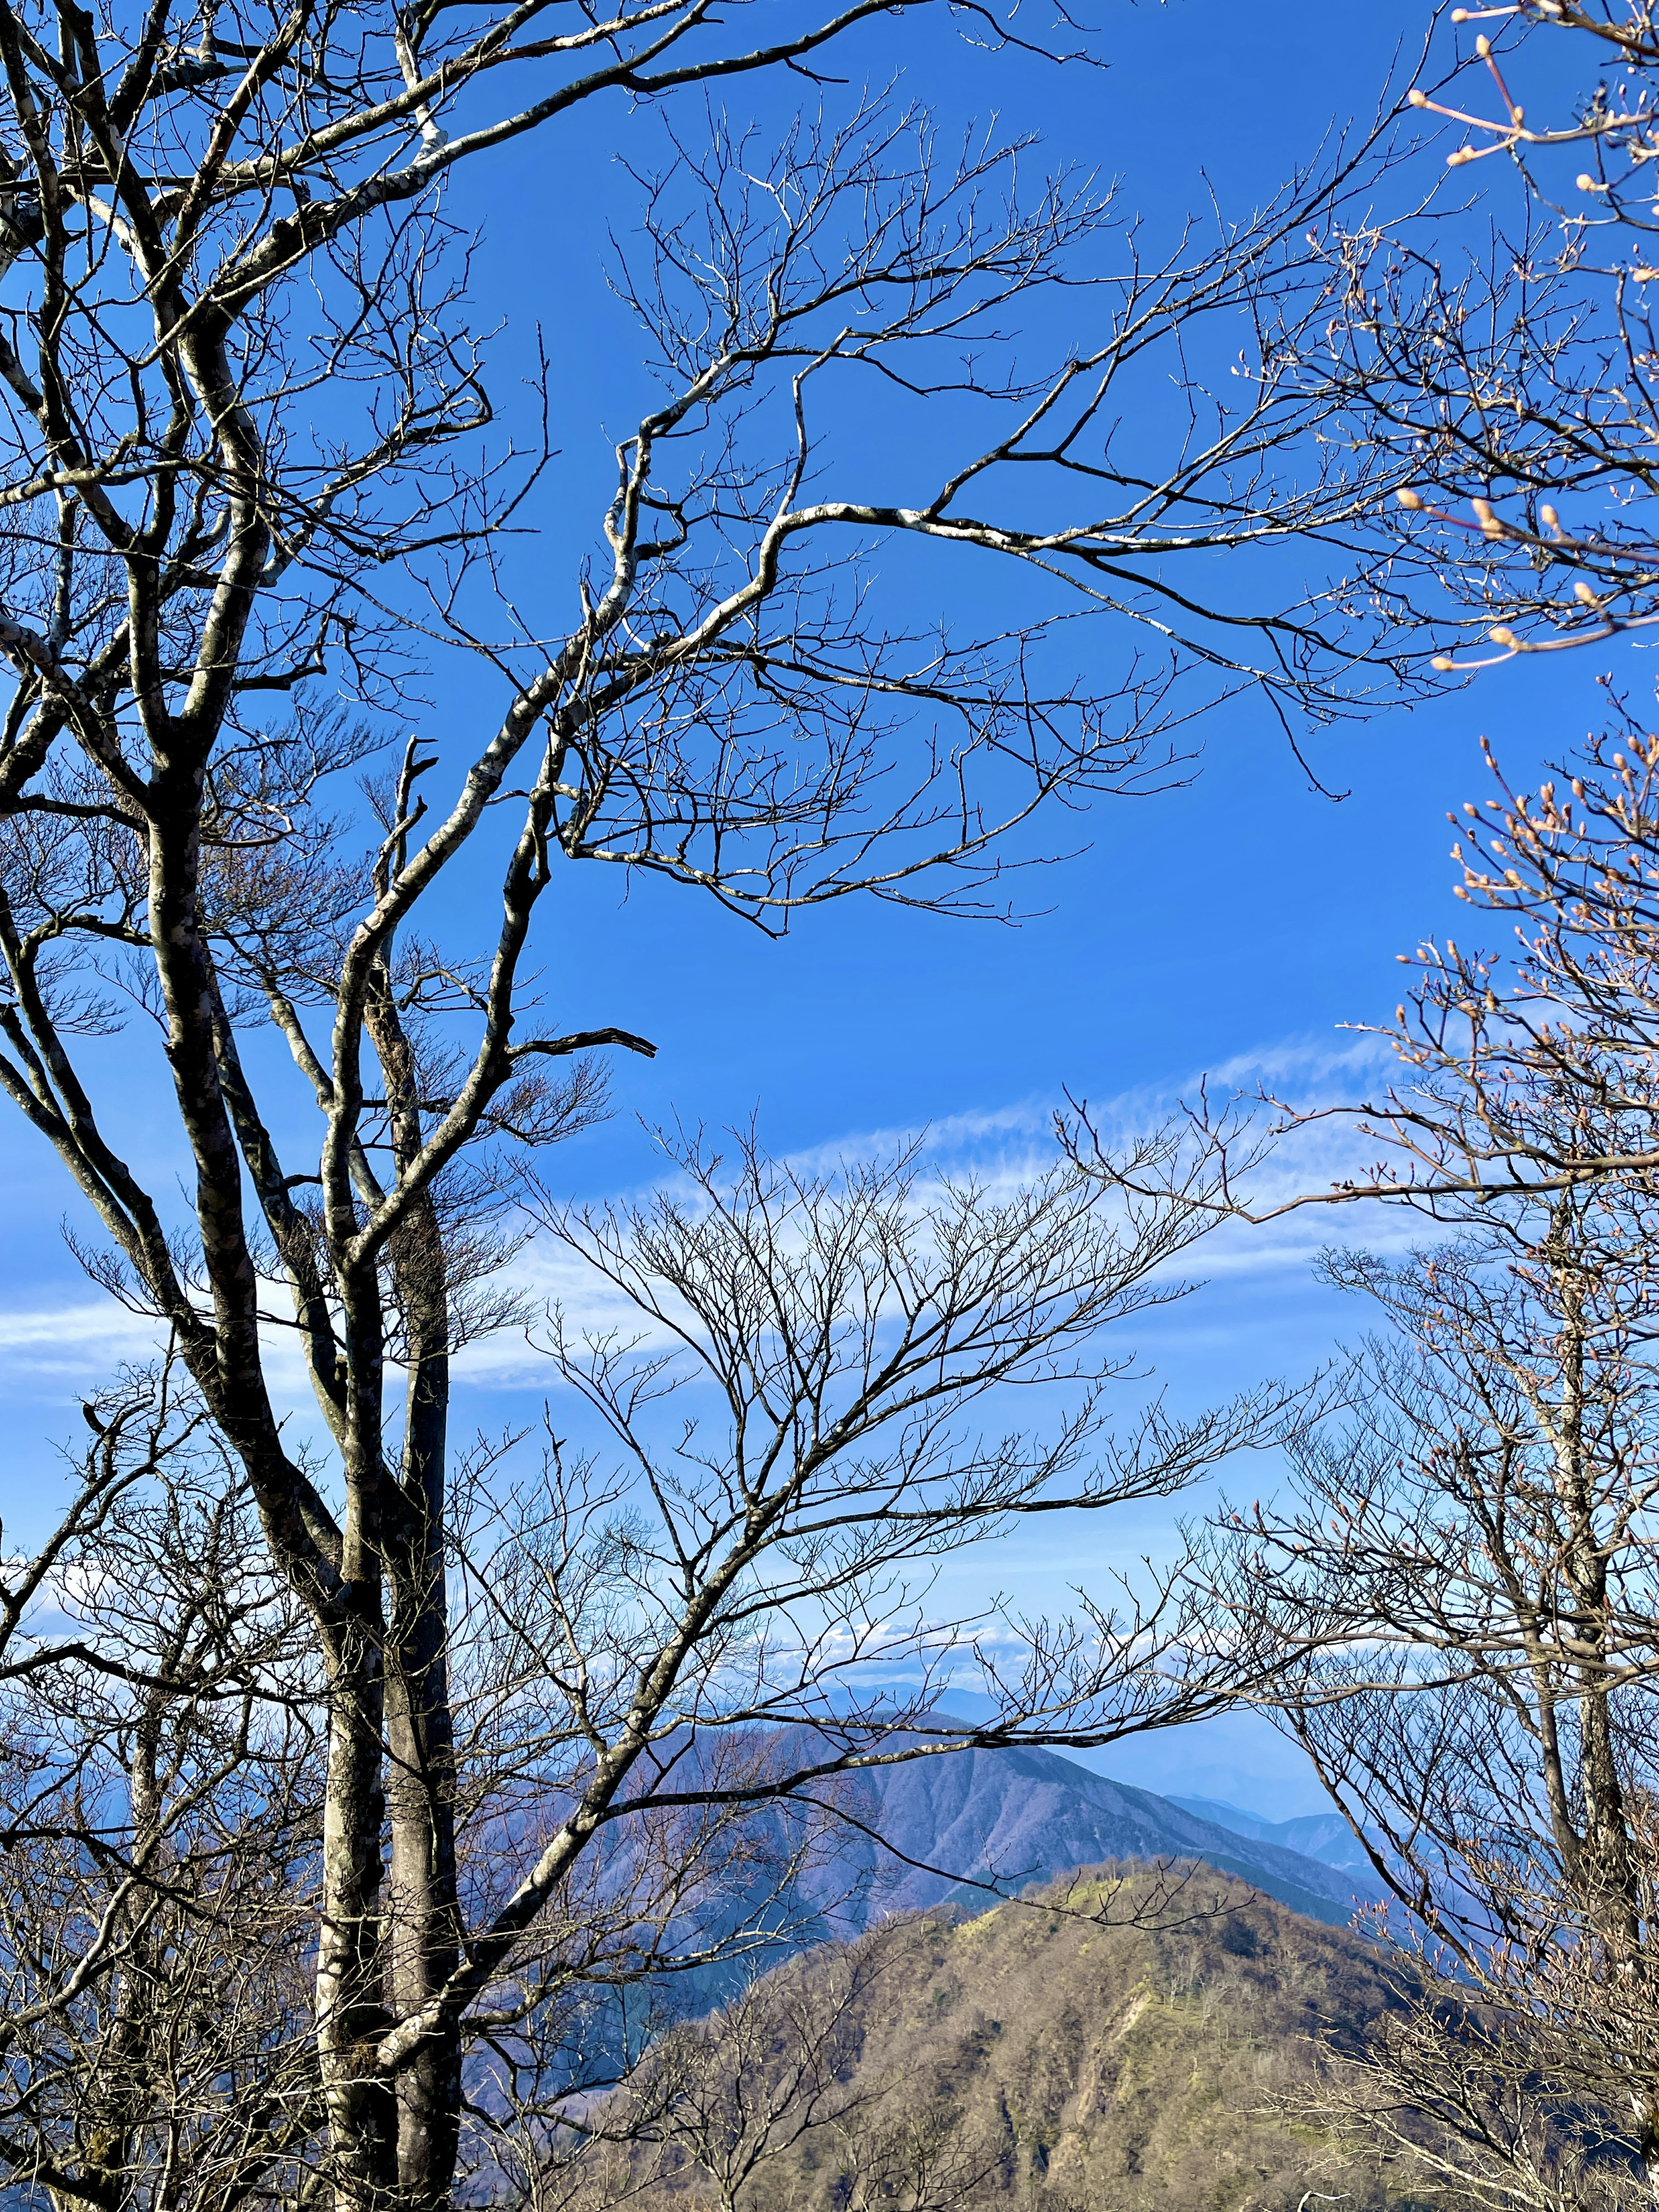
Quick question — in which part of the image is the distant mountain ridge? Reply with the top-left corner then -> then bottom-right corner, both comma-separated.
613,1725 -> 1380,2031
576,1726 -> 1383,2057
789,1724 -> 1380,1931
1166,1794 -> 1380,1877
716,1716 -> 1380,1929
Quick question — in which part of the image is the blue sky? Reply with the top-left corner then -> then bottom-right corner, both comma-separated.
0,0 -> 1614,1815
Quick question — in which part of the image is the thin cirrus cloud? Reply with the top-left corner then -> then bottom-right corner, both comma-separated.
453,1029 -> 1422,1393
0,1299 -> 165,1382
0,1029 -> 1421,1415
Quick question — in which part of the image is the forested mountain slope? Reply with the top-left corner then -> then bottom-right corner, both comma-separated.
622,1869 -> 1417,2212
686,1723 -> 1374,1947
826,1743 -> 1373,1927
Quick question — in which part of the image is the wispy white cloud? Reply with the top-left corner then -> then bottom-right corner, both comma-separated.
776,1096 -> 1055,1179
0,1030 -> 1420,1421
1203,1031 -> 1396,1093
0,1300 -> 165,1383
442,1032 -> 1423,1392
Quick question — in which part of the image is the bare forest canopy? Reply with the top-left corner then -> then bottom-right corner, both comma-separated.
2,3 -> 1659,2212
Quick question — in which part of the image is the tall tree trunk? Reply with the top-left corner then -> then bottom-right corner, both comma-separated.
385,1331 -> 461,2211
318,1330 -> 397,2212
369,947 -> 463,2212
318,1599 -> 397,2212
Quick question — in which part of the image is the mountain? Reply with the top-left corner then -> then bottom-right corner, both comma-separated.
1167,1795 -> 1381,1877
798,1733 -> 1381,1931
516,1730 -> 1384,2073
617,1864 -> 1417,2212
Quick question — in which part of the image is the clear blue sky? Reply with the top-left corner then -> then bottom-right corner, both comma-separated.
0,0 -> 1607,1814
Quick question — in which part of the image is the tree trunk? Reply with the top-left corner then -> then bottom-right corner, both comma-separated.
384,1338 -> 461,2212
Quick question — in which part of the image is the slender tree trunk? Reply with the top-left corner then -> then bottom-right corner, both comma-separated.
370,955 -> 463,2212
385,1336 -> 461,2210
318,1356 -> 397,2212
318,1602 -> 396,2212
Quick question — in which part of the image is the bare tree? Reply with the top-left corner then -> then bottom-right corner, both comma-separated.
572,1924 -> 911,2212
508,1921 -> 993,2212
1034,0 -> 1659,2123
1200,1148 -> 1659,2212
1312,0 -> 1659,669
0,1374 -> 325,2212
1053,717 -> 1659,2212
416,1130 -> 1292,2199
0,1122 -> 1292,2212
0,0 -> 1417,2202
822,2103 -> 1000,2212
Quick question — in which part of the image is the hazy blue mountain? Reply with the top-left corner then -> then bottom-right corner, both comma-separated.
1167,1793 -> 1379,1875
552,1729 -> 1386,2070
781,1731 -> 1382,1929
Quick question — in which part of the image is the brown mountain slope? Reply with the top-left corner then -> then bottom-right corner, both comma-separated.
615,1866 -> 1423,2212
